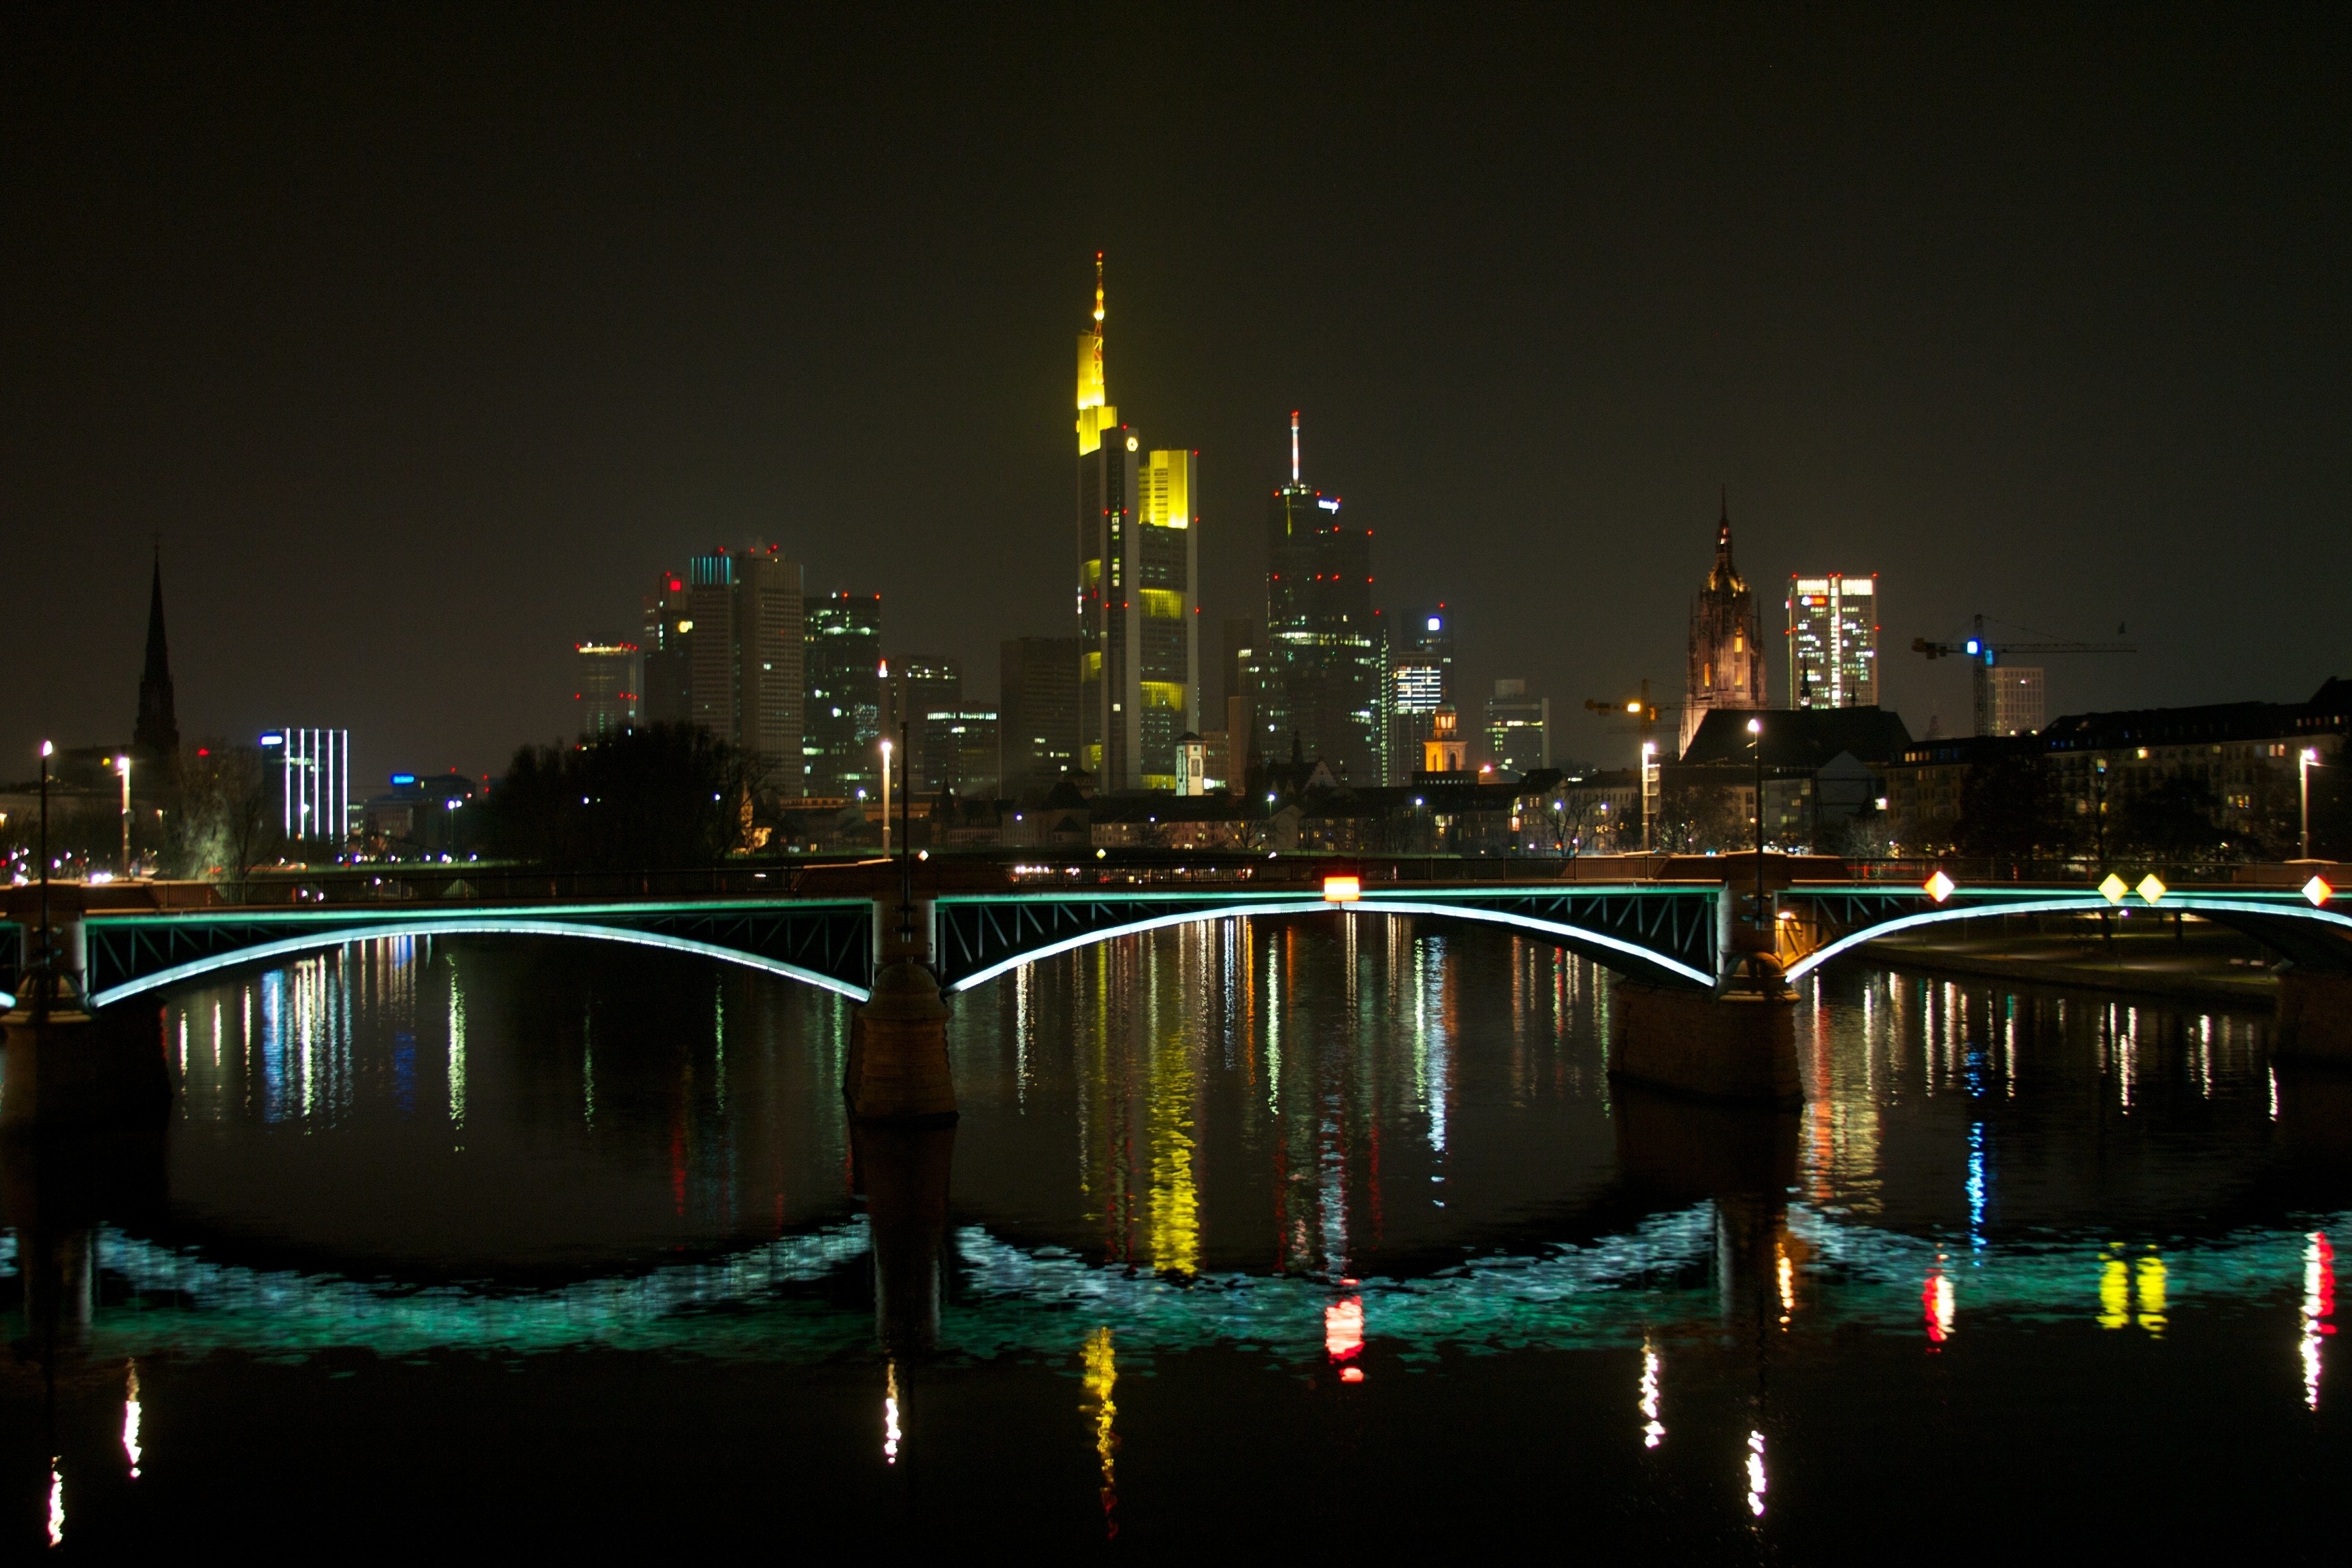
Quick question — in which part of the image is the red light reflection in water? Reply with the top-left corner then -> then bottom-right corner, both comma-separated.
1326,1296 -> 1366,1383
2305,1231 -> 2337,1411
1923,1260 -> 1955,1348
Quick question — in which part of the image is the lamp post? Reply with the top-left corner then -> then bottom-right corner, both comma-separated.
37,740 -> 53,1017
1747,716 -> 1765,926
2302,747 -> 2321,861
116,753 -> 133,877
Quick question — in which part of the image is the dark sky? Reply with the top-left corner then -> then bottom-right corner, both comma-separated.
6,4 -> 2347,783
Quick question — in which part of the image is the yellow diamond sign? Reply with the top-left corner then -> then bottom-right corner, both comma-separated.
2098,874 -> 2128,904
2305,876 -> 2334,908
1923,870 -> 1955,902
2137,874 -> 2167,904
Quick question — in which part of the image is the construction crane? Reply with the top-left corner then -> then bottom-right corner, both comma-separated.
1912,613 -> 2136,736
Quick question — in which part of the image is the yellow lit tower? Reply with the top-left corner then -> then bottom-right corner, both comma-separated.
1075,255 -> 1200,791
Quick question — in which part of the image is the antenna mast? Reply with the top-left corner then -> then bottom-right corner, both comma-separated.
1290,410 -> 1301,485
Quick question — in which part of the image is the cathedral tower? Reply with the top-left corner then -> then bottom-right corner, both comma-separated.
1681,493 -> 1765,756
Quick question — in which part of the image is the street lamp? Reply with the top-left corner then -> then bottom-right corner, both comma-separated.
116,753 -> 133,878
37,740 -> 53,1017
2302,747 -> 2321,861
1747,717 -> 1765,925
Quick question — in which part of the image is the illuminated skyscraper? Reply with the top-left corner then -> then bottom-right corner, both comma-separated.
1074,256 -> 1200,791
1786,573 -> 1879,709
1262,412 -> 1382,783
640,570 -> 693,725
640,545 -> 804,791
1682,493 -> 1767,757
1990,666 -> 2045,736
806,591 -> 883,798
1485,679 -> 1550,776
260,727 -> 350,845
572,642 -> 640,739
1385,605 -> 1453,784
883,655 -> 961,785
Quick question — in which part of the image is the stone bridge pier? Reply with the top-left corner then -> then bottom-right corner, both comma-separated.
1610,870 -> 1803,1107
845,891 -> 956,1124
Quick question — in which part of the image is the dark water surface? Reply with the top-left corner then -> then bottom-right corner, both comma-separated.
5,919 -> 2349,1556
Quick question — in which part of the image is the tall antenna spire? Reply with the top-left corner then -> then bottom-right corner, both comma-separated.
1093,251 -> 1105,329
1290,410 -> 1301,485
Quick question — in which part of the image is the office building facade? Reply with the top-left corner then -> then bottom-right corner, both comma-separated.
1073,257 -> 1199,791
1683,495 -> 1767,757
1262,413 -> 1382,784
1386,605 -> 1454,784
884,655 -> 962,785
1786,572 -> 1880,709
806,591 -> 883,799
1990,666 -> 2046,736
1000,636 -> 1081,789
261,727 -> 350,845
921,710 -> 1000,799
1486,679 -> 1550,777
572,642 -> 641,740
639,544 -> 804,791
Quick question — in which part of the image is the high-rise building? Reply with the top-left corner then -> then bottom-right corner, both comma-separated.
920,710 -> 1000,798
1385,605 -> 1453,784
735,546 -> 806,792
261,727 -> 350,845
640,570 -> 693,726
1786,573 -> 1880,709
1262,412 -> 1382,783
1000,636 -> 1081,789
1486,679 -> 1550,776
1073,257 -> 1199,791
684,552 -> 738,742
1682,493 -> 1767,757
572,643 -> 641,740
639,546 -> 804,791
134,549 -> 179,760
1990,666 -> 2046,736
806,591 -> 883,798
884,655 -> 962,784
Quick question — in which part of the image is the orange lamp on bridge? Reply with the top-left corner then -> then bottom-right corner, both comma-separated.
1322,874 -> 1362,904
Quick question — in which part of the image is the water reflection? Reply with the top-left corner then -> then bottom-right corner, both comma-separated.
2,924 -> 2349,1552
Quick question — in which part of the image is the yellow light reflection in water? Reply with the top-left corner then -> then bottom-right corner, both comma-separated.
123,1361 -> 143,1479
47,1457 -> 63,1546
1147,1008 -> 1200,1277
2135,1252 -> 2167,1335
1745,1430 -> 1767,1518
2099,1252 -> 2132,1329
1776,1243 -> 1795,1328
447,956 -> 468,1143
883,1360 -> 900,1466
1083,1326 -> 1120,1537
2097,1246 -> 2168,1334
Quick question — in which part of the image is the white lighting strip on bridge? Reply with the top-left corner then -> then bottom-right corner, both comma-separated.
84,919 -> 873,1009
942,898 -> 1717,995
1780,895 -> 2352,983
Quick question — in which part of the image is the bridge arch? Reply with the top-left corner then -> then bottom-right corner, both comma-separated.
1781,894 -> 2352,983
939,898 -> 1718,994
85,917 -> 873,1009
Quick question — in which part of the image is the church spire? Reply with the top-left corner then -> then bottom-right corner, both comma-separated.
1710,487 -> 1742,591
135,544 -> 180,758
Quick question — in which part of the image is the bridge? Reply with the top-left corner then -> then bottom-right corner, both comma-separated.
5,856 -> 2348,1108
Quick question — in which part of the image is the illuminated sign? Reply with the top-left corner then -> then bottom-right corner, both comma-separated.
1426,616 -> 1441,632
391,773 -> 416,786
259,733 -> 284,747
1317,498 -> 1341,511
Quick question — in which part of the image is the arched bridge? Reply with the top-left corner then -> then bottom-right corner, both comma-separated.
11,879 -> 1725,1009
5,864 -> 2346,1011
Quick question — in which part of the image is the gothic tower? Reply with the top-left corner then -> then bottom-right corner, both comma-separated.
135,547 -> 180,759
1680,493 -> 1765,755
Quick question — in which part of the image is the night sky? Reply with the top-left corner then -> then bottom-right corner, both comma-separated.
5,5 -> 2347,783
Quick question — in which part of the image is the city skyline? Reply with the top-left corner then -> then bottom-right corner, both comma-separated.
5,11 -> 2348,784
